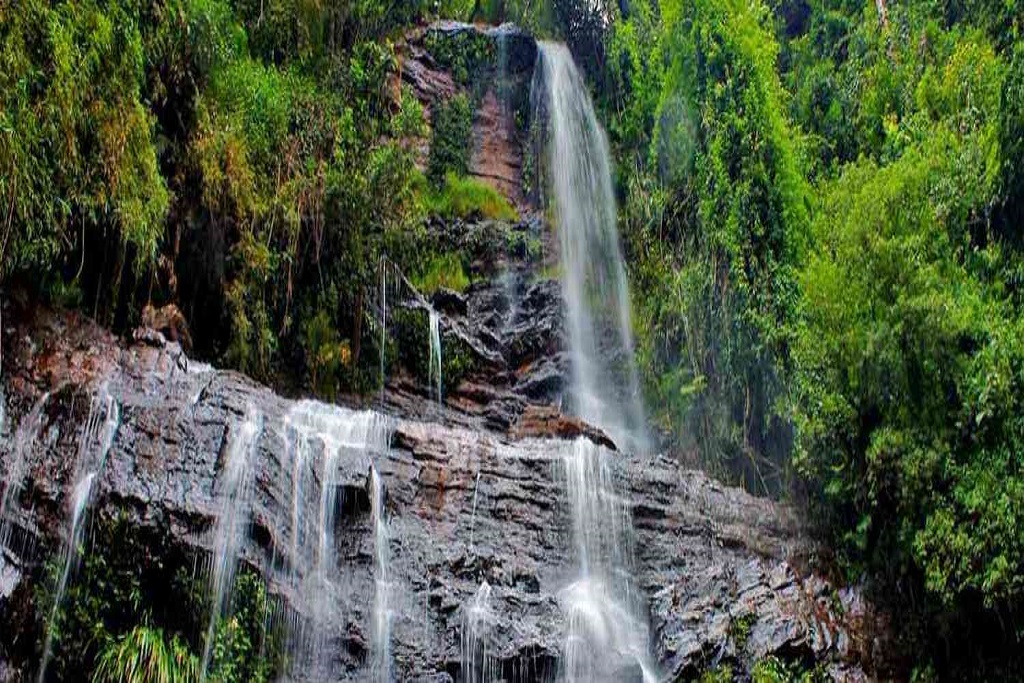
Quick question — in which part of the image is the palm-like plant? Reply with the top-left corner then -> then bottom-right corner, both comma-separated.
92,626 -> 199,683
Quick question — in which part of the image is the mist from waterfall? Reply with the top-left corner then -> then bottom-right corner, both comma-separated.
533,42 -> 647,454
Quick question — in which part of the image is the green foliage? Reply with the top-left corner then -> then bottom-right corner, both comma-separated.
787,2 -> 1023,615
601,0 -> 1024,671
426,173 -> 519,222
92,627 -> 198,683
411,252 -> 471,295
428,94 -> 474,185
424,28 -> 494,87
302,306 -> 350,399
206,571 -> 279,683
0,0 -> 434,397
0,0 -> 168,281
34,513 -> 202,681
610,0 -> 807,491
698,666 -> 734,683
728,612 -> 756,652
750,655 -> 828,683
33,509 -> 281,681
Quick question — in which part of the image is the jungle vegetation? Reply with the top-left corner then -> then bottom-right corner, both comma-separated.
2,0 -> 1023,678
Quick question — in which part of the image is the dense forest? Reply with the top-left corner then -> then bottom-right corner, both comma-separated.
1,0 -> 1023,679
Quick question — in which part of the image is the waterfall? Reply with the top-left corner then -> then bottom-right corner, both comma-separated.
559,438 -> 656,683
370,464 -> 392,682
38,387 -> 119,681
282,400 -> 392,679
428,308 -> 443,408
533,42 -> 647,454
461,581 -> 499,683
38,474 -> 94,680
0,392 -> 50,552
468,468 -> 482,552
201,406 -> 263,678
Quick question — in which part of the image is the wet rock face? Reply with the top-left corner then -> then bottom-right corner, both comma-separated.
0,307 -> 889,681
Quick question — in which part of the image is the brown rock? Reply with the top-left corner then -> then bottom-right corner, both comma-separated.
510,404 -> 617,450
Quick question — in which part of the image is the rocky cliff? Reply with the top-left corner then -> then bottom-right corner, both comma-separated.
0,300 -> 890,681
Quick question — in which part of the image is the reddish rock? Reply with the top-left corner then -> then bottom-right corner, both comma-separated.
510,404 -> 617,450
469,89 -> 526,208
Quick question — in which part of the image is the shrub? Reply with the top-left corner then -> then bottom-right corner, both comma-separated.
411,252 -> 471,295
426,173 -> 518,221
427,94 -> 473,184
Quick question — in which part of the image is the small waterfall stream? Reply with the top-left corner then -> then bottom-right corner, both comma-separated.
428,307 -> 443,409
560,439 -> 655,683
38,386 -> 120,681
461,581 -> 498,683
370,464 -> 392,682
0,392 -> 50,552
201,406 -> 263,677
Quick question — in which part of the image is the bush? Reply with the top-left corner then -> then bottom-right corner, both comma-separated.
411,252 -> 471,295
426,173 -> 519,222
0,0 -> 168,285
427,94 -> 473,184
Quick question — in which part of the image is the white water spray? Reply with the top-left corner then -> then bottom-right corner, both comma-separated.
461,581 -> 500,683
534,42 -> 647,453
283,401 -> 392,679
38,474 -> 94,681
0,392 -> 50,552
559,438 -> 656,683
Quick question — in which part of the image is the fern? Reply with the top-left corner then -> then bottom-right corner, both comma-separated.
92,626 -> 199,683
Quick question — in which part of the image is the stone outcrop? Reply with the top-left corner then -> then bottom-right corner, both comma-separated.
0,305 -> 891,681
510,405 -> 616,451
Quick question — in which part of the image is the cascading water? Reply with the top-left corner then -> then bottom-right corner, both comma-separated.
461,581 -> 499,683
38,475 -> 93,678
370,464 -> 392,682
0,392 -> 50,552
428,308 -> 443,408
201,406 -> 263,678
282,400 -> 392,679
533,42 -> 647,454
560,438 -> 656,683
38,387 -> 120,681
531,43 -> 657,681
